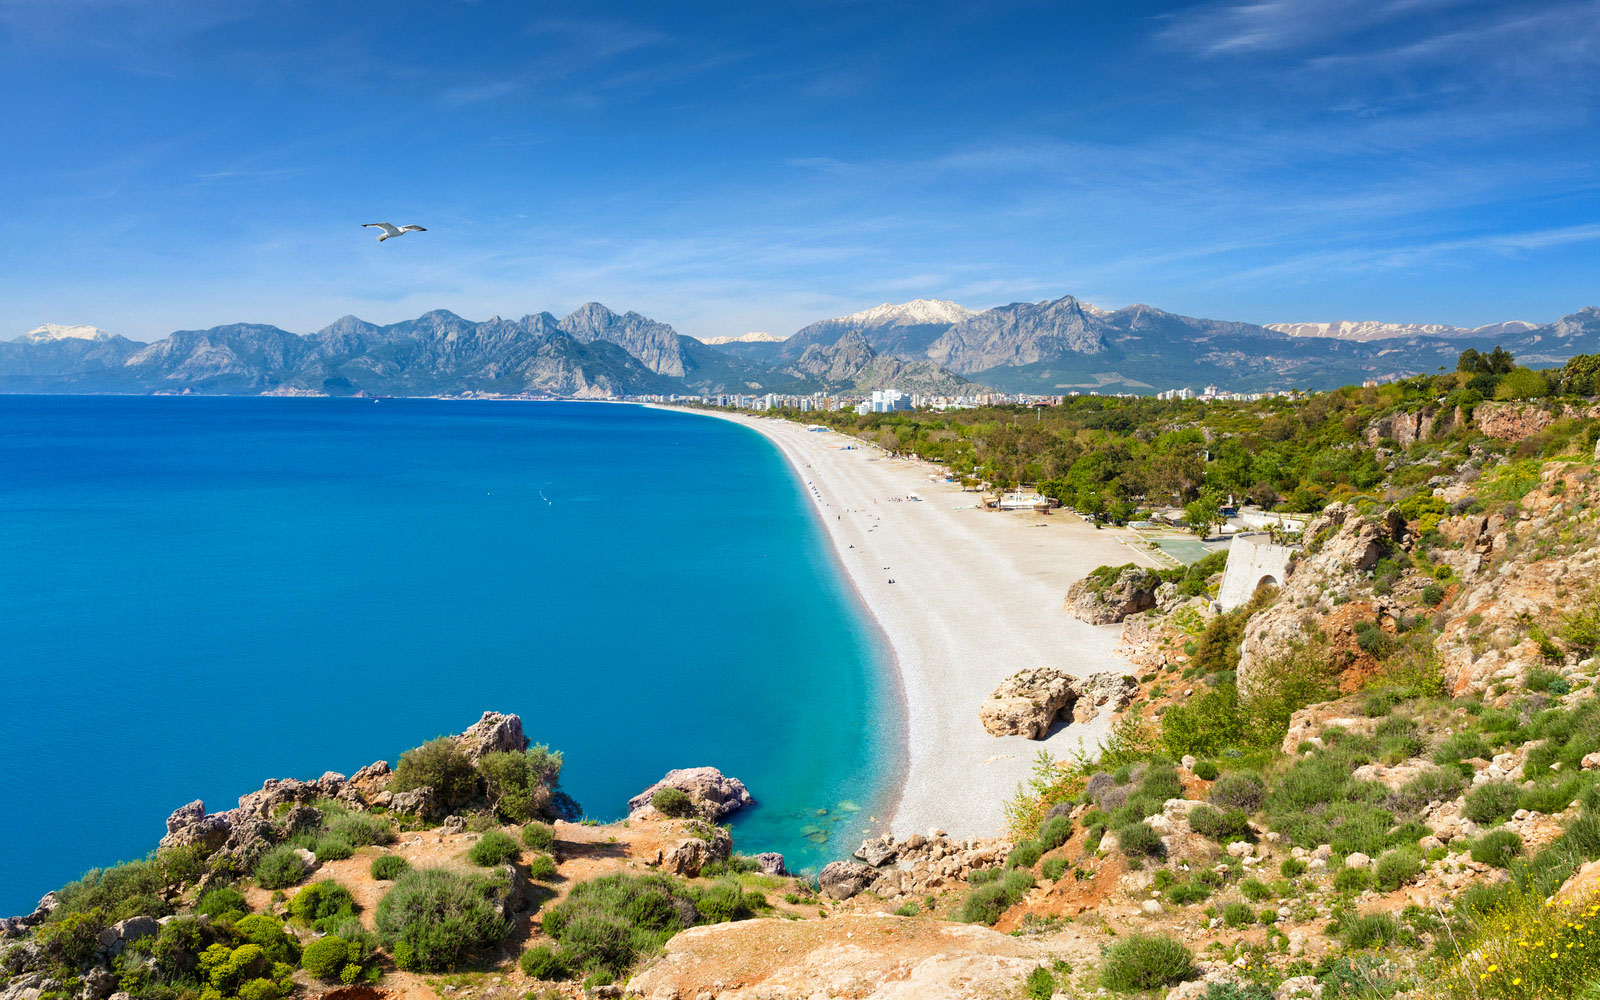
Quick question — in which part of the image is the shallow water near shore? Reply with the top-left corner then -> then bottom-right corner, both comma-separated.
0,395 -> 900,913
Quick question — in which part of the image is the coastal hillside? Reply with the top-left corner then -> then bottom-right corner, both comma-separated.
8,353 -> 1600,999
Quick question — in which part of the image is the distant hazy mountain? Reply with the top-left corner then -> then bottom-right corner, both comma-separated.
1265,320 -> 1539,342
14,324 -> 127,344
780,328 -> 973,395
697,296 -> 1600,394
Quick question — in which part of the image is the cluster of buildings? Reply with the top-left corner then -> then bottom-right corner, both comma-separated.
1154,385 -> 1295,402
631,390 -> 1067,412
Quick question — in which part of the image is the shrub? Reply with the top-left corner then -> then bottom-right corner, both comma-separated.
1189,805 -> 1250,841
1209,773 -> 1265,813
232,914 -> 301,965
1336,911 -> 1398,949
651,787 -> 696,818
1373,849 -> 1422,890
197,887 -> 250,922
1238,877 -> 1270,901
313,836 -> 354,862
376,868 -> 512,971
968,867 -> 999,885
958,870 -> 1034,925
467,830 -> 520,867
1036,815 -> 1073,851
1470,830 -> 1524,868
1438,888 -> 1600,999
892,901 -> 919,916
325,812 -> 396,848
526,853 -> 558,881
1333,868 -> 1372,894
370,855 -> 410,881
541,872 -> 740,982
1465,782 -> 1521,825
1115,822 -> 1164,857
522,822 -> 556,853
392,737 -> 479,809
1279,858 -> 1307,878
288,881 -> 358,932
50,851 -> 203,923
1007,840 -> 1044,869
1099,933 -> 1195,991
1041,857 -> 1069,881
253,846 -> 310,890
519,944 -> 567,980
1193,760 -> 1220,781
300,936 -> 354,981
1221,901 -> 1254,928
1024,966 -> 1056,1000
1387,766 -> 1466,816
34,908 -> 106,970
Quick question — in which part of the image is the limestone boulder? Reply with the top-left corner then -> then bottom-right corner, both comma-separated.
817,861 -> 876,900
1069,672 -> 1140,724
455,711 -> 528,763
628,767 -> 753,820
1063,566 -> 1161,624
979,667 -> 1075,739
657,826 -> 734,878
158,801 -> 231,853
754,852 -> 789,877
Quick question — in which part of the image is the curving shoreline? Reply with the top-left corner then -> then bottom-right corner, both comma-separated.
654,406 -> 1157,839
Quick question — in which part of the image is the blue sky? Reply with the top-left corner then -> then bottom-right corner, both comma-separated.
1,0 -> 1596,341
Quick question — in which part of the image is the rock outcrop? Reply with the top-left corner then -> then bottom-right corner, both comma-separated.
979,669 -> 1139,738
656,825 -> 734,878
817,861 -> 877,900
454,711 -> 528,762
627,767 -> 753,820
1064,566 -> 1161,624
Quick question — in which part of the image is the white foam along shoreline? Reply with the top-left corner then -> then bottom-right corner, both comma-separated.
654,406 -> 1158,840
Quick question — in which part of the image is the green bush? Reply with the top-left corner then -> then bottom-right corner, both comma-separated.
478,746 -> 568,823
466,830 -> 520,867
1167,881 -> 1210,905
375,868 -> 512,971
299,936 -> 355,981
519,944 -> 567,980
1115,822 -> 1163,857
253,846 -> 310,890
1209,773 -> 1265,813
34,908 -> 106,970
1194,760 -> 1220,781
650,787 -> 696,818
288,880 -> 358,932
1280,858 -> 1307,878
1036,815 -> 1073,851
1333,868 -> 1372,894
1007,840 -> 1044,869
1387,767 -> 1466,816
370,854 -> 410,881
892,901 -> 920,916
1024,966 -> 1056,1000
540,872 -> 748,983
1221,901 -> 1255,927
1465,782 -> 1521,825
197,887 -> 251,922
325,812 -> 396,847
1239,877 -> 1270,901
232,915 -> 301,965
968,866 -> 999,885
693,878 -> 765,924
1374,849 -> 1422,890
392,737 -> 479,809
522,822 -> 556,853
313,836 -> 354,862
526,853 -> 559,881
1041,857 -> 1069,881
1099,933 -> 1195,992
50,849 -> 205,923
958,870 -> 1034,925
1336,910 -> 1397,949
1189,805 -> 1250,842
1470,830 -> 1524,868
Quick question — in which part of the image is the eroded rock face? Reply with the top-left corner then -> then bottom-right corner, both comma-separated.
656,825 -> 734,878
754,852 -> 789,877
979,669 -> 1139,738
455,711 -> 528,763
159,801 -> 230,853
817,861 -> 877,900
628,767 -> 753,820
1064,566 -> 1161,624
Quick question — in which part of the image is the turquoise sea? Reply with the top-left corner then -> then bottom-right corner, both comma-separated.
0,396 -> 902,914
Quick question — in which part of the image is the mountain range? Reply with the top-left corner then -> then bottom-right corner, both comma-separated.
5,298 -> 1599,398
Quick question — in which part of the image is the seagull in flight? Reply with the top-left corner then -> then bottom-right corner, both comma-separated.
362,222 -> 427,242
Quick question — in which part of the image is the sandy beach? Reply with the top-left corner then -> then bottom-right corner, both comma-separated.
661,407 -> 1162,840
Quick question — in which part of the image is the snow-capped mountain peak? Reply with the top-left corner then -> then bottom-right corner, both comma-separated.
696,331 -> 789,345
840,299 -> 976,327
17,323 -> 117,344
1264,320 -> 1539,343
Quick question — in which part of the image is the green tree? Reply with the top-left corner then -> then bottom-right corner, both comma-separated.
1183,486 -> 1225,537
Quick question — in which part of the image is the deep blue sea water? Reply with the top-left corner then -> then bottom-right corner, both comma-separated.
0,395 -> 901,914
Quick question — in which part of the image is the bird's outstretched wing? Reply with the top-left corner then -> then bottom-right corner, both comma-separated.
363,223 -> 402,237
399,225 -> 428,233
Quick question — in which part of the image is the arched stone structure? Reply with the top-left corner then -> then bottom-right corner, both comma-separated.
1216,534 -> 1298,611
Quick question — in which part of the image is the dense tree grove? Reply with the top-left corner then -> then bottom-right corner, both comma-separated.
771,351 -> 1600,521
